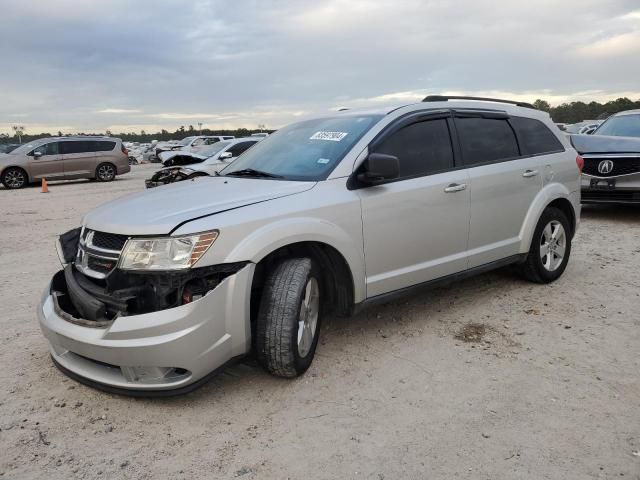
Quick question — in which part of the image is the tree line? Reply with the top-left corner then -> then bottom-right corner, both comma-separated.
532,97 -> 640,124
2,97 -> 640,144
0,125 -> 273,145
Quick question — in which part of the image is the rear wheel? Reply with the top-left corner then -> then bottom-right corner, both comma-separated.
255,258 -> 322,377
96,163 -> 116,182
1,167 -> 28,189
520,207 -> 571,283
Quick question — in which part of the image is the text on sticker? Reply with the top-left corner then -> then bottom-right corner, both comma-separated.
310,131 -> 348,142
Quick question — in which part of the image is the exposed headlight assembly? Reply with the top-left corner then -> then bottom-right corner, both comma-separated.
119,231 -> 219,271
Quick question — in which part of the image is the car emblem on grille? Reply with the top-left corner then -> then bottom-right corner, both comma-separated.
597,160 -> 614,174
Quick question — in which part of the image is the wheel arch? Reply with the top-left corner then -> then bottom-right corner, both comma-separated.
519,184 -> 577,253
251,241 -> 356,320
1,165 -> 31,184
95,161 -> 117,179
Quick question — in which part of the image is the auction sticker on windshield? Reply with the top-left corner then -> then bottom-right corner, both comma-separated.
310,131 -> 348,142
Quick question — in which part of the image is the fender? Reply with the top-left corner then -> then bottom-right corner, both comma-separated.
518,182 -> 574,254
222,217 -> 366,303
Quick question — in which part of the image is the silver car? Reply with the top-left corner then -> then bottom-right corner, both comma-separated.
38,96 -> 581,395
576,109 -> 640,204
0,136 -> 130,189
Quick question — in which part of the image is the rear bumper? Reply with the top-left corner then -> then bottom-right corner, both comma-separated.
38,264 -> 255,393
117,163 -> 131,175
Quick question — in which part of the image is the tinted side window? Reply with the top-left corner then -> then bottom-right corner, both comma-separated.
93,141 -> 116,152
510,117 -> 563,155
227,141 -> 256,156
456,117 -> 519,165
32,142 -> 60,156
374,119 -> 454,178
61,141 -> 91,154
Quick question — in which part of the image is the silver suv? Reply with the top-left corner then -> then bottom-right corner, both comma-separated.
0,136 -> 130,189
38,96 -> 581,395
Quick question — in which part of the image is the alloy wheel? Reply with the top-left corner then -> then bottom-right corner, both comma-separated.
540,220 -> 566,272
98,164 -> 115,181
4,169 -> 26,188
297,277 -> 320,358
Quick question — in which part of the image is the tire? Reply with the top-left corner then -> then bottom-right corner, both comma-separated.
520,207 -> 572,283
255,258 -> 322,378
1,167 -> 28,189
95,163 -> 116,182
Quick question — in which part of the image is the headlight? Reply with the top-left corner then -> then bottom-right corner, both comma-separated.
119,230 -> 219,270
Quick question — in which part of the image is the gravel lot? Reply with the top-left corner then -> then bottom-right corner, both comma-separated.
1,165 -> 639,479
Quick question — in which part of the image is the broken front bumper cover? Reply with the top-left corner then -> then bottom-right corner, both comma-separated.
38,263 -> 255,395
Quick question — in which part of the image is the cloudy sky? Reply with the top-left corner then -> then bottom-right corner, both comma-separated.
1,0 -> 640,135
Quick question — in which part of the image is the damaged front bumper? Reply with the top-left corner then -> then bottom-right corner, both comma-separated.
38,262 -> 255,395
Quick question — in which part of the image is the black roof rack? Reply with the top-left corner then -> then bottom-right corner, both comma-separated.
422,95 -> 537,110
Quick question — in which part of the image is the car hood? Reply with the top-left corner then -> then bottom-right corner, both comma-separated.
184,161 -> 226,173
571,134 -> 640,154
84,176 -> 316,235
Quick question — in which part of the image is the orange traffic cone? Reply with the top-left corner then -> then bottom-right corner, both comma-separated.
41,178 -> 49,193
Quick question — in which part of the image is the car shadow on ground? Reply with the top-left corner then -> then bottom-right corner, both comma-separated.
581,204 -> 639,222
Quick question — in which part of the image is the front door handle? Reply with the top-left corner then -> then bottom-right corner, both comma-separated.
522,169 -> 539,178
444,183 -> 467,193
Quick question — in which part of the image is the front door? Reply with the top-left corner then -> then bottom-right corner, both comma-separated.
357,115 -> 471,297
61,140 -> 96,178
29,141 -> 64,180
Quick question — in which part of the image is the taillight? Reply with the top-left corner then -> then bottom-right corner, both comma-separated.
121,144 -> 128,155
576,155 -> 584,172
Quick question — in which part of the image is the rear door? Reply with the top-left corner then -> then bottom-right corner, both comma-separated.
28,141 -> 64,180
61,140 -> 96,178
455,112 -> 544,267
357,113 -> 471,297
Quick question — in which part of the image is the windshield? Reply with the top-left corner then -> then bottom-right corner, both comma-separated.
594,114 -> 640,137
201,142 -> 230,159
221,114 -> 382,181
179,136 -> 196,146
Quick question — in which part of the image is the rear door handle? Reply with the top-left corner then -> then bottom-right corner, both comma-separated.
522,169 -> 539,178
444,183 -> 467,193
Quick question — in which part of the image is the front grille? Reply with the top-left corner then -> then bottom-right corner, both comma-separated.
77,229 -> 127,279
91,231 -> 128,251
583,156 -> 640,177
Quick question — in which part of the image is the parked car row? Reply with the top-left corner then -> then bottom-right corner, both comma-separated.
146,137 -> 263,187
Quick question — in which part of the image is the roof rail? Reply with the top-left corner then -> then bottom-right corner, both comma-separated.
422,95 -> 537,110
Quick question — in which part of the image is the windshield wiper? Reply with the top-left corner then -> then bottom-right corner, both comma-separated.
224,168 -> 283,179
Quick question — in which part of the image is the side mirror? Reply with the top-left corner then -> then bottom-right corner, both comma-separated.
34,151 -> 44,158
219,152 -> 233,160
357,153 -> 399,184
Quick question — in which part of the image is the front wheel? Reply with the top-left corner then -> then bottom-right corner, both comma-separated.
255,258 -> 322,377
520,207 -> 572,283
96,163 -> 116,182
1,167 -> 28,189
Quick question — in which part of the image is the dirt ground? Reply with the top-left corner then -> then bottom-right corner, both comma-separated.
0,165 -> 639,479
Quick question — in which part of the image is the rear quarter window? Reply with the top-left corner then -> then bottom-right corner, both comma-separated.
510,117 -> 564,156
92,141 -> 116,152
